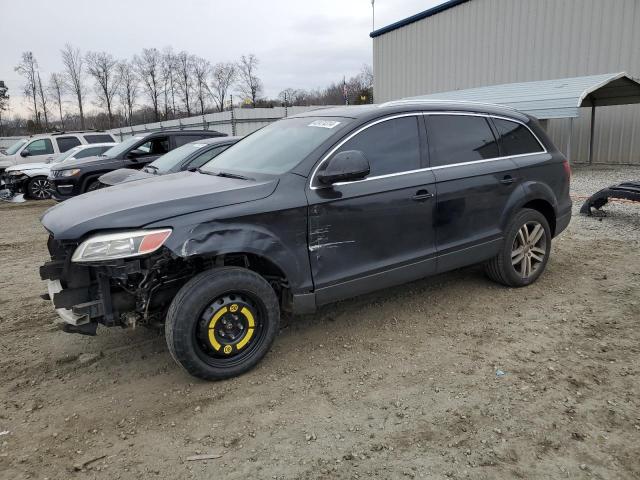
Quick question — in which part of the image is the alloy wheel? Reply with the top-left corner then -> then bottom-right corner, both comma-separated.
30,179 -> 52,199
511,221 -> 547,279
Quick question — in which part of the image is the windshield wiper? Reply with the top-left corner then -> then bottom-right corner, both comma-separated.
196,169 -> 252,181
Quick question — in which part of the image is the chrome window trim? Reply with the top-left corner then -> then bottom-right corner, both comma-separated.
309,111 -> 547,190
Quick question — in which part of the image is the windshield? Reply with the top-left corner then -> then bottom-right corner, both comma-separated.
200,117 -> 350,176
5,139 -> 28,155
102,136 -> 143,158
148,142 -> 208,173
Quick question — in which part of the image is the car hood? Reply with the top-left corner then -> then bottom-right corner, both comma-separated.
41,171 -> 278,240
6,162 -> 51,172
50,155 -> 118,170
99,168 -> 155,186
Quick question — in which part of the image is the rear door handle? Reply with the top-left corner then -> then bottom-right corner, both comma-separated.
412,189 -> 434,201
500,175 -> 516,185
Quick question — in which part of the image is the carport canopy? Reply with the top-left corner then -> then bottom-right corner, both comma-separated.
404,72 -> 640,164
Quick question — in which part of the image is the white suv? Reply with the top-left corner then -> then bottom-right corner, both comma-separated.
0,131 -> 117,170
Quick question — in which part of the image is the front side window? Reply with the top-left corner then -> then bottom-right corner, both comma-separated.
25,138 -> 54,156
188,145 -> 230,169
56,136 -> 82,153
102,136 -> 144,158
327,116 -> 421,178
426,115 -> 499,167
493,119 -> 543,156
136,137 -> 169,156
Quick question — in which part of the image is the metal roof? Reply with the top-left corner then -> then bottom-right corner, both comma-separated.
404,73 -> 640,119
370,0 -> 471,38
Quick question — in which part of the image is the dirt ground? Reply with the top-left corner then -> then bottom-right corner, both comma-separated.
0,166 -> 639,480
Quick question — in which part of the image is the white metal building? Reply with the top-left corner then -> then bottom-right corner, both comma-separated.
371,0 -> 640,165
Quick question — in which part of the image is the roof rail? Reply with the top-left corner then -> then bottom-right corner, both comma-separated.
48,129 -> 106,136
378,98 -> 520,112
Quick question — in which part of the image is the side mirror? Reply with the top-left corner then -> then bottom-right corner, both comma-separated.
20,149 -> 29,158
317,150 -> 370,186
127,149 -> 144,160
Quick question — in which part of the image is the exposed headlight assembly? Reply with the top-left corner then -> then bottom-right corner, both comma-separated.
58,168 -> 81,177
8,170 -> 25,176
71,229 -> 172,262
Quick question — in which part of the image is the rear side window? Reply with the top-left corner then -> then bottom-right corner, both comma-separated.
174,135 -> 206,148
426,115 -> 499,167
83,134 -> 114,143
332,116 -> 421,177
55,136 -> 81,152
493,119 -> 543,156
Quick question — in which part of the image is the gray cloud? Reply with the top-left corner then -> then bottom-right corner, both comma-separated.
1,0 -> 440,117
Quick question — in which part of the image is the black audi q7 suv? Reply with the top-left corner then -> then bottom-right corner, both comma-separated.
39,101 -> 571,380
48,129 -> 225,200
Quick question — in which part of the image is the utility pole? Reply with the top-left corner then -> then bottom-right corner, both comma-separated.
371,0 -> 375,31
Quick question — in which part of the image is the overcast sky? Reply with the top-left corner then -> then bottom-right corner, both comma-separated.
1,0 -> 441,118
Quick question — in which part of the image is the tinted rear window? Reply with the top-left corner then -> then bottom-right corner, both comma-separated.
426,115 -> 499,167
56,136 -> 82,152
83,134 -> 114,143
493,119 -> 544,156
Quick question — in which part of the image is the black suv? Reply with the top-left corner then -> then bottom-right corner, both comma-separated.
39,101 -> 571,380
48,129 -> 225,200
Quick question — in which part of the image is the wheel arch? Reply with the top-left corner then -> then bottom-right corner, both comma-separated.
503,181 -> 559,237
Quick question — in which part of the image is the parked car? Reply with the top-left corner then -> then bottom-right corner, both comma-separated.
39,101 -> 571,380
0,143 -> 116,200
48,129 -> 226,200
99,137 -> 240,187
0,131 -> 116,171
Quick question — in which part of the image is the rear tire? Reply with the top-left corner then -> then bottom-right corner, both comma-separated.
26,176 -> 52,200
485,208 -> 551,287
165,267 -> 280,380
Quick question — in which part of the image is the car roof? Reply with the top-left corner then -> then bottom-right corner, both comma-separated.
289,100 -> 529,123
73,142 -> 117,148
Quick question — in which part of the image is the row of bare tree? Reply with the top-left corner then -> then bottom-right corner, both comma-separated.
10,45 -> 373,135
14,45 -> 263,131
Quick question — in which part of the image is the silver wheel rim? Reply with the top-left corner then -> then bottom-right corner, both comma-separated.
31,179 -> 51,199
511,221 -> 546,279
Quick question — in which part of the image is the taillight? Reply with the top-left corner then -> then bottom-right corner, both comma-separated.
562,159 -> 571,181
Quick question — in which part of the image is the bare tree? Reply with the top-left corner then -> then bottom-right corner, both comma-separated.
175,51 -> 194,116
36,70 -> 49,130
133,48 -> 162,121
86,51 -> 120,128
278,87 -> 297,106
161,47 -> 177,119
14,52 -> 41,129
192,56 -> 211,115
210,62 -> 236,112
116,61 -> 138,126
0,81 -> 9,136
60,44 -> 86,129
48,73 -> 65,129
237,54 -> 263,107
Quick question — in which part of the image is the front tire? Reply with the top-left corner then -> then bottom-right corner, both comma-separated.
85,179 -> 103,192
26,176 -> 52,200
165,267 -> 280,380
485,208 -> 551,287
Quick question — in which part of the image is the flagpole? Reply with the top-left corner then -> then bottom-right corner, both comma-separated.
371,0 -> 375,31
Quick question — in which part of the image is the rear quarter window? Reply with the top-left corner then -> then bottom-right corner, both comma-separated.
493,119 -> 544,156
426,115 -> 499,167
83,134 -> 115,143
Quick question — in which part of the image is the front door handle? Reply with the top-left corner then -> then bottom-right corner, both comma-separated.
412,189 -> 434,201
500,175 -> 516,185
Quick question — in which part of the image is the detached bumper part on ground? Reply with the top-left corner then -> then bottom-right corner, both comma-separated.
580,180 -> 640,215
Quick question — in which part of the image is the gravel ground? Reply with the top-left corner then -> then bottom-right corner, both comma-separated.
0,166 -> 639,480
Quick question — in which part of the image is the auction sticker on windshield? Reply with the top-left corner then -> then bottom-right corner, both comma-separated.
308,120 -> 341,129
